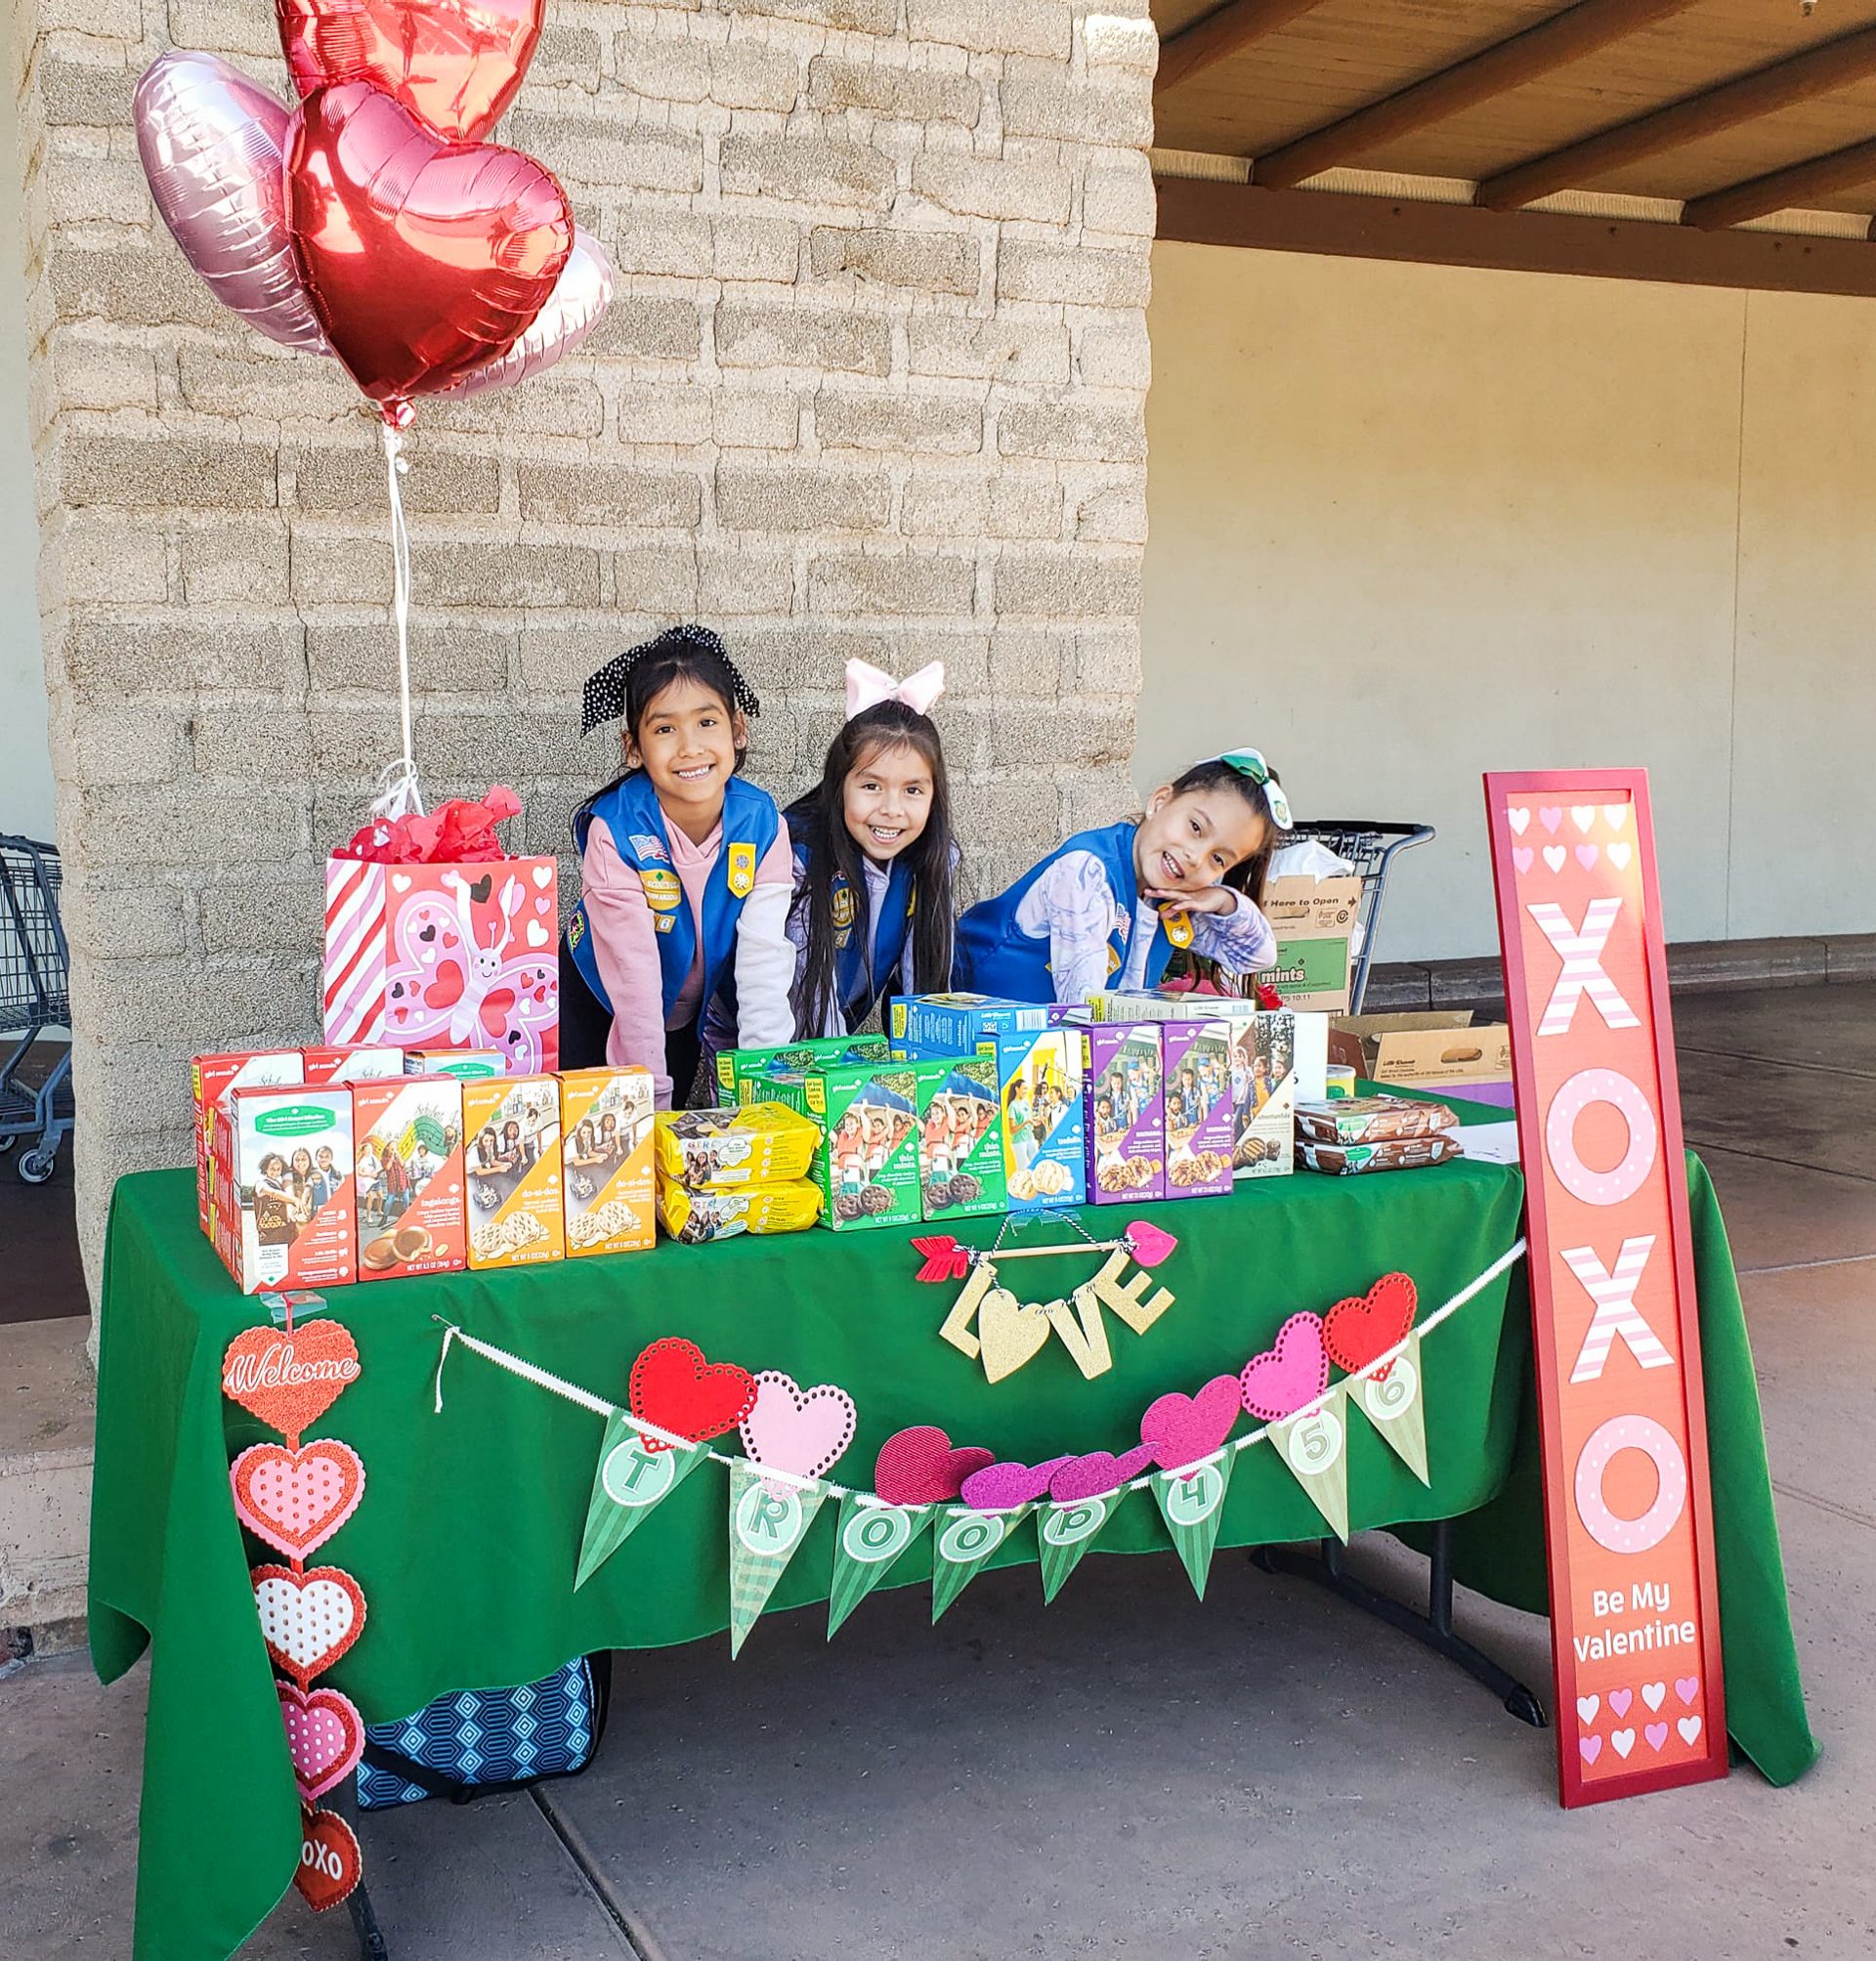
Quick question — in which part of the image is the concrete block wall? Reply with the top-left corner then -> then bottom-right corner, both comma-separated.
12,0 -> 1157,1308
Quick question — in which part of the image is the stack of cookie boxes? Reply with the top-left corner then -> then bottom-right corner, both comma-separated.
652,1101 -> 824,1242
194,1044 -> 658,1293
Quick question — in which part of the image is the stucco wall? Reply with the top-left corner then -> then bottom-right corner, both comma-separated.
16,0 -> 1158,1307
1139,239 -> 1876,962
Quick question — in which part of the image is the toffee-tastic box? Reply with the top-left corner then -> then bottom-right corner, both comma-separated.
462,1074 -> 565,1270
210,1084 -> 357,1295
1162,1019 -> 1234,1199
1083,1023 -> 1164,1203
352,1074 -> 467,1280
561,1067 -> 656,1255
916,1055 -> 1006,1221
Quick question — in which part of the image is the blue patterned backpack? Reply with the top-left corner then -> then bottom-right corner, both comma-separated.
357,1653 -> 612,1809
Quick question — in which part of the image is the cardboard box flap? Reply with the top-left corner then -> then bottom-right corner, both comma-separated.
1330,1010 -> 1512,1087
1261,874 -> 1364,933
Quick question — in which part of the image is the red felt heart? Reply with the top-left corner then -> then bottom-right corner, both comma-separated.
277,0 -> 545,144
628,1338 -> 757,1455
874,1426 -> 994,1506
286,83 -> 572,412
295,1806 -> 362,1913
232,1439 -> 365,1561
253,1563 -> 367,1685
1324,1272 -> 1418,1381
223,1321 -> 361,1439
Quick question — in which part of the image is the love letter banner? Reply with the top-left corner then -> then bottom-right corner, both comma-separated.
1485,770 -> 1726,1807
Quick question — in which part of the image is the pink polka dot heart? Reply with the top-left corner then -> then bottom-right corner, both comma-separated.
233,1440 -> 365,1562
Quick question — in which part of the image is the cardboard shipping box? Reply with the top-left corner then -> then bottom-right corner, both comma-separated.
1250,874 -> 1361,1016
1330,1011 -> 1514,1111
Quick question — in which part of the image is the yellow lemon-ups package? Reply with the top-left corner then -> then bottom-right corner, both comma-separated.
653,1102 -> 821,1192
656,1178 -> 824,1244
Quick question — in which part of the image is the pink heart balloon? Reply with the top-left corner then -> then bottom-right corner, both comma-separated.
1047,1444 -> 1156,1505
1139,1375 -> 1241,1471
441,228 -> 614,400
1238,1312 -> 1330,1423
738,1370 -> 856,1484
134,50 -> 329,355
1124,1221 -> 1178,1268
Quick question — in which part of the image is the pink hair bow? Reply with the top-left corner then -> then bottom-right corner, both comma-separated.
844,658 -> 946,721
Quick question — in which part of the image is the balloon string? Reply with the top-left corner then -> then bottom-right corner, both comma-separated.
377,420 -> 422,819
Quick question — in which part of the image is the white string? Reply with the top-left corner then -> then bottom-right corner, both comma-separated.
430,1237 -> 1529,1508
372,421 -> 422,821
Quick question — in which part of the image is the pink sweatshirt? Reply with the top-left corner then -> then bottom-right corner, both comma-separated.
579,817 -> 795,1107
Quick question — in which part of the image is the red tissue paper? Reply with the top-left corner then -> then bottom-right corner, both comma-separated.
333,786 -> 523,865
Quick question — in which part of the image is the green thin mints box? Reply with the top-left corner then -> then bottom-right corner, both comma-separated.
917,1055 -> 1007,1222
804,1059 -> 948,1230
714,1035 -> 890,1108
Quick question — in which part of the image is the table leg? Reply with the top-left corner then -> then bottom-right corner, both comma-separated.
1251,1520 -> 1548,1727
347,1881 -> 391,1961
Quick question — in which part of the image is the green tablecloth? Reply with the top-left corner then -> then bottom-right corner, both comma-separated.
89,1153 -> 1813,1961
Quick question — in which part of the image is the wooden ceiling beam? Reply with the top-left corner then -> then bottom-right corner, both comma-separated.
1156,0 -> 1328,98
1478,25 -> 1876,211
1156,176 -> 1876,297
1253,0 -> 1704,192
1683,137 -> 1876,229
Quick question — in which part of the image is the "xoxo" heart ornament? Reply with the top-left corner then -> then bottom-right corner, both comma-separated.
739,1370 -> 857,1484
277,1681 -> 365,1802
874,1426 -> 994,1506
1238,1311 -> 1329,1423
253,1563 -> 367,1685
294,1805 -> 362,1914
232,1439 -> 365,1561
1323,1272 -> 1418,1381
1139,1375 -> 1240,1471
628,1338 -> 756,1453
287,83 -> 573,412
223,1321 -> 361,1438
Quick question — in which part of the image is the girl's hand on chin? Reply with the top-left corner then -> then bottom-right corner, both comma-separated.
1142,884 -> 1237,916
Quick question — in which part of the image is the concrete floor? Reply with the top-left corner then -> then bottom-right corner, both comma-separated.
3,983 -> 1872,1961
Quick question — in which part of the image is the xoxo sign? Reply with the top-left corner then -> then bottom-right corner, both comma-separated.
1486,770 -> 1726,1808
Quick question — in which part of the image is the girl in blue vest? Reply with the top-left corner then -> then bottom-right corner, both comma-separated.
561,626 -> 794,1106
778,660 -> 959,1036
955,749 -> 1292,1005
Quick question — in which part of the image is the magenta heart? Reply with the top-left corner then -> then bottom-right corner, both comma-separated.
1607,1687 -> 1632,1719
1644,1721 -> 1669,1752
1238,1312 -> 1330,1423
1048,1444 -> 1157,1505
874,1426 -> 994,1506
1139,1375 -> 1241,1471
1124,1220 -> 1178,1269
960,1455 -> 1073,1511
1579,1733 -> 1602,1766
1675,1675 -> 1700,1706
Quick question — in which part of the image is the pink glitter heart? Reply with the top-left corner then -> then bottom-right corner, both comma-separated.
1124,1221 -> 1177,1269
1139,1376 -> 1241,1471
1238,1313 -> 1330,1423
277,1681 -> 363,1802
738,1370 -> 856,1483
1047,1444 -> 1156,1505
961,1455 -> 1073,1510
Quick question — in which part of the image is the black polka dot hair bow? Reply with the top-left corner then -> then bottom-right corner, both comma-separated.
579,624 -> 762,737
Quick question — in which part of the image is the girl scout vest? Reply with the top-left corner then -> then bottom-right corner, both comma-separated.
567,773 -> 781,1025
802,843 -> 916,1029
955,822 -> 1190,1001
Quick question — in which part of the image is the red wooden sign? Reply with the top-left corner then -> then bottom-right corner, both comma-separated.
1484,769 -> 1727,1807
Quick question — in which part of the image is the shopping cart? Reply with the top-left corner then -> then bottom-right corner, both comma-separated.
1286,820 -> 1435,1013
0,835 -> 74,1184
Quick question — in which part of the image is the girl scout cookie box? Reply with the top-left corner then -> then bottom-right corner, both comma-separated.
917,1057 -> 1006,1221
713,1034 -> 891,1112
1083,1022 -> 1165,1202
803,1062 -> 944,1229
562,1067 -> 656,1255
353,1074 -> 468,1279
890,994 -> 1086,1210
654,1101 -> 821,1189
657,1178 -> 823,1244
1162,1020 -> 1235,1198
404,1048 -> 504,1080
463,1074 -> 566,1269
209,1084 -> 357,1295
192,1048 -> 304,1235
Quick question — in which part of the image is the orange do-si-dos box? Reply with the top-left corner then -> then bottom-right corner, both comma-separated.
462,1074 -> 565,1270
212,1083 -> 357,1295
560,1067 -> 656,1256
192,1049 -> 304,1237
301,1045 -> 405,1087
351,1074 -> 467,1281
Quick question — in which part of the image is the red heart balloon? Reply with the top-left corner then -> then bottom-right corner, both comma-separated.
278,0 -> 544,143
1324,1272 -> 1419,1380
628,1338 -> 757,1455
286,83 -> 572,414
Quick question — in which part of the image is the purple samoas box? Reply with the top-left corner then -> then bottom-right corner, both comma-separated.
1163,1019 -> 1234,1199
1082,1023 -> 1164,1203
